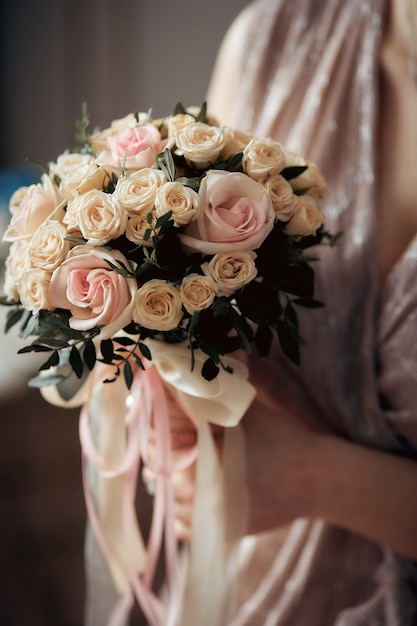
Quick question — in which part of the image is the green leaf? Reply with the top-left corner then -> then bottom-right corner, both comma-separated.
0,296 -> 19,307
18,344 -> 53,354
64,236 -> 87,245
100,338 -> 114,363
201,358 -> 219,381
173,102 -> 187,116
139,342 -> 152,361
123,361 -> 134,389
199,342 -> 220,364
39,351 -> 60,370
132,352 -> 145,370
226,151 -> 243,172
195,101 -> 208,124
114,336 -> 136,346
175,176 -> 201,192
60,327 -> 86,341
255,324 -> 273,357
5,307 -> 25,332
276,321 -> 301,365
155,210 -> 173,229
28,373 -> 66,388
280,165 -> 308,181
83,339 -> 96,371
69,345 -> 84,378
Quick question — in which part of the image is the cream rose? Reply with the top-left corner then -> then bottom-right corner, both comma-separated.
155,182 -> 199,227
29,220 -> 72,271
175,122 -> 225,168
258,174 -> 298,222
49,152 -> 109,200
222,126 -> 253,159
242,138 -> 286,180
179,170 -> 275,255
166,113 -> 196,138
3,174 -> 64,242
63,190 -> 127,245
132,279 -> 183,331
202,251 -> 258,297
96,123 -> 164,170
179,273 -> 218,314
113,168 -> 167,215
3,240 -> 34,302
48,246 -> 137,338
125,213 -> 155,246
291,162 -> 328,198
18,268 -> 54,312
284,195 -> 324,238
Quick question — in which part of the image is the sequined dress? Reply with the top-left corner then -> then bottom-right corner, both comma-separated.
205,0 -> 417,624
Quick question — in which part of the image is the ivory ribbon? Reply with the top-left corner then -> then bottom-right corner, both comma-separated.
41,340 -> 256,626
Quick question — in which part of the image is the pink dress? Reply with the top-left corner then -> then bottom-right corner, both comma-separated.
205,0 -> 417,624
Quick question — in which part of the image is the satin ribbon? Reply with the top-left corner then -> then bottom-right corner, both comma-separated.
41,340 -> 256,626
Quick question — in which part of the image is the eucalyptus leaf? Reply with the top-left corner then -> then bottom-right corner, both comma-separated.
100,338 -> 114,363
139,342 -> 152,361
69,345 -> 84,378
173,102 -> 187,116
39,351 -> 60,370
123,361 -> 134,389
83,339 -> 97,371
28,373 -> 66,388
5,307 -> 25,332
18,344 -> 53,354
280,165 -> 308,181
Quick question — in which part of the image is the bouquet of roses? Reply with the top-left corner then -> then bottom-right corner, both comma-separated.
0,102 -> 336,626
1,102 -> 333,390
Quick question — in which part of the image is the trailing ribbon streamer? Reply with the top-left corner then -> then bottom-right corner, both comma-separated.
40,341 -> 256,626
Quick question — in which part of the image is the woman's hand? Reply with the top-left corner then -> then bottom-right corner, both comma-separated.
142,384 -> 197,542
144,380 -> 417,559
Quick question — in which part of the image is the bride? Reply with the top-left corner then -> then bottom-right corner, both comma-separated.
155,0 -> 417,624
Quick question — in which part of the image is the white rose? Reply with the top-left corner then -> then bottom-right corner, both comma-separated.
175,122 -> 225,168
202,250 -> 258,297
242,138 -> 286,180
284,195 -> 324,238
132,279 -> 183,331
49,152 -> 109,200
18,268 -> 54,312
258,174 -> 298,222
113,168 -> 167,215
64,189 -> 128,245
29,220 -> 72,271
155,182 -> 199,227
179,273 -> 218,314
3,240 -> 34,302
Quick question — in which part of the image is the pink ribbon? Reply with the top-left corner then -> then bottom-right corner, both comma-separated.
79,362 -> 195,626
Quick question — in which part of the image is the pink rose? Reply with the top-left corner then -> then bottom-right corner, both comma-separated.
3,174 -> 64,242
97,123 -> 164,170
49,246 -> 138,338
179,170 -> 275,255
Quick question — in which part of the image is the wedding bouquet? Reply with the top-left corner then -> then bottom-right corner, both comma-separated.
1,102 -> 332,389
0,102 -> 334,626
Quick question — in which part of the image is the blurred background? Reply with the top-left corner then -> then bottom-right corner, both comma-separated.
0,1 -> 249,624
